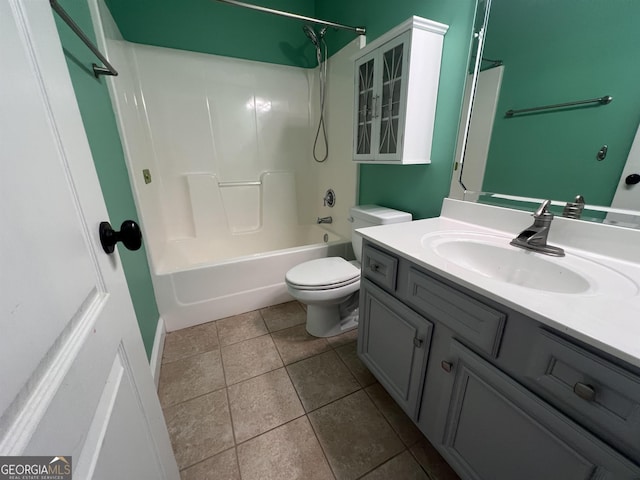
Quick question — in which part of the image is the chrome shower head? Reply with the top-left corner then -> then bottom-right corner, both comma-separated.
303,25 -> 319,47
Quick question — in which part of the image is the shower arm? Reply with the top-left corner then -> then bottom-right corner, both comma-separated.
213,0 -> 366,35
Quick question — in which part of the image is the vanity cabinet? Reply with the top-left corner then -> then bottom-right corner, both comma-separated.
353,17 -> 447,164
358,240 -> 640,479
440,340 -> 639,479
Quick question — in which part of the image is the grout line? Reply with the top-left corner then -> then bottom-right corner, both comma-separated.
178,446 -> 238,476
160,322 -> 219,366
305,412 -> 338,480
160,383 -> 228,412
231,410 -> 307,449
353,449 -> 412,480
362,383 -> 419,448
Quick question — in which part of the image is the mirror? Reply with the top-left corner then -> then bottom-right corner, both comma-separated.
455,0 -> 640,227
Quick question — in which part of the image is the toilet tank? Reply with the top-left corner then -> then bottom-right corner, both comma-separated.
350,205 -> 412,262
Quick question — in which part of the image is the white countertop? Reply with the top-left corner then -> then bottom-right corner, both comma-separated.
357,199 -> 640,369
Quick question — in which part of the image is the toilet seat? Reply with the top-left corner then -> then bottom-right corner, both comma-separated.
285,257 -> 360,291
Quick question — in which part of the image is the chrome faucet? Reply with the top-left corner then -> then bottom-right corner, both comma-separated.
317,216 -> 333,224
510,200 -> 565,257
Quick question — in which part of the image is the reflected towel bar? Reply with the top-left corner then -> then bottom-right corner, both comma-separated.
505,95 -> 612,117
50,0 -> 118,78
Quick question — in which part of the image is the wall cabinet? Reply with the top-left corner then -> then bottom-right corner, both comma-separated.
353,17 -> 448,164
358,240 -> 640,479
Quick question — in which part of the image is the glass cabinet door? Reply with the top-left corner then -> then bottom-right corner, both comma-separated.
377,33 -> 409,159
355,54 -> 377,157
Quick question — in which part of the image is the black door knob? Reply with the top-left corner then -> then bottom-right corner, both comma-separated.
625,173 -> 640,185
99,220 -> 142,254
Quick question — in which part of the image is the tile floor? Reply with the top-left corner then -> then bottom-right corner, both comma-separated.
159,301 -> 461,480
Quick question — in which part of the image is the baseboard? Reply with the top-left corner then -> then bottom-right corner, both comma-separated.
150,316 -> 166,390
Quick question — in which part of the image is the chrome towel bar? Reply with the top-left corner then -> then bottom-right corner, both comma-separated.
50,0 -> 118,78
505,95 -> 612,117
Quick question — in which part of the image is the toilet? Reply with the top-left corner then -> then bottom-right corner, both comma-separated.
285,205 -> 412,337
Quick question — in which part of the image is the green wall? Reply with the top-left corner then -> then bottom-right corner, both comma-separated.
319,0 -> 478,219
54,0 -> 159,359
105,0 -> 318,68
481,0 -> 640,206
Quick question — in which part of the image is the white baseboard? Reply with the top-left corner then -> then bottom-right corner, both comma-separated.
149,316 -> 166,390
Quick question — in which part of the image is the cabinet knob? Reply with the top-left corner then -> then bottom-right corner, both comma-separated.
441,360 -> 453,373
413,337 -> 423,348
573,382 -> 596,402
370,263 -> 380,272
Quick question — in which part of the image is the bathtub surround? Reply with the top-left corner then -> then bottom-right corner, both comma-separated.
90,1 -> 359,331
53,0 -> 160,358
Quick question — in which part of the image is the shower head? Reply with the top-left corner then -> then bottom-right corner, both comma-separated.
303,25 -> 327,47
303,25 -> 319,46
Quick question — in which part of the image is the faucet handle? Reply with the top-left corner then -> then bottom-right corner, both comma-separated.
533,199 -> 553,219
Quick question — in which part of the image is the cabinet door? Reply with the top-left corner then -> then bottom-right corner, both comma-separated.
440,341 -> 640,480
358,278 -> 433,418
376,31 -> 410,162
353,51 -> 378,160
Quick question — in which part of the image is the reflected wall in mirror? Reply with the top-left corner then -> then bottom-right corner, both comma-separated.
457,0 -> 640,225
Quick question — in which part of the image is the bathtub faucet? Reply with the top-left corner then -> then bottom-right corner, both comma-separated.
317,216 -> 333,224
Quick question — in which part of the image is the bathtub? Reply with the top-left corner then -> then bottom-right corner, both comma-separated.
152,225 -> 351,331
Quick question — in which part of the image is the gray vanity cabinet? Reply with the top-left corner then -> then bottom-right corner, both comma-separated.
358,278 -> 433,417
440,340 -> 640,480
357,240 -> 640,479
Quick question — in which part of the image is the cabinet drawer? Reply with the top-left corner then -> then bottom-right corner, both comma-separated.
362,245 -> 399,292
525,329 -> 640,463
406,268 -> 505,357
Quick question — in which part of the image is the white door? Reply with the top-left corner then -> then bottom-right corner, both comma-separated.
606,121 -> 640,227
450,66 -> 504,200
0,1 -> 179,479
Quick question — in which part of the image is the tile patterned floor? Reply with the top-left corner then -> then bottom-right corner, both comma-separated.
159,301 -> 461,480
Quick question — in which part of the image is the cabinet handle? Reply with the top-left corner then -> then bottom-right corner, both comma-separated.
370,263 -> 380,272
573,382 -> 596,402
413,337 -> 423,348
441,361 -> 453,373
372,95 -> 380,118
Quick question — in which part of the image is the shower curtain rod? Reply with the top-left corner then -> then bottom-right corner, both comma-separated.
213,0 -> 366,35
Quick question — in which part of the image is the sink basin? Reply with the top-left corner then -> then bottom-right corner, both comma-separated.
421,231 -> 638,296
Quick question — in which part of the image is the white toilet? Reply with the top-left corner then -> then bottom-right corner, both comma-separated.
285,205 -> 412,337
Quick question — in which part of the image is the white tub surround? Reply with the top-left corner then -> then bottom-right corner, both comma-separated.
357,198 -> 640,368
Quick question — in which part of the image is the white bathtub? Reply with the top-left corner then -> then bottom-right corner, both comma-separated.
153,225 -> 351,331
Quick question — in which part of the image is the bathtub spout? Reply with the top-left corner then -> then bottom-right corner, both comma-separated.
317,216 -> 333,224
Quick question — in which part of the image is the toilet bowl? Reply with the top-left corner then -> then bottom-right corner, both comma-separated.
285,205 -> 412,337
